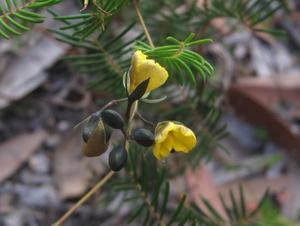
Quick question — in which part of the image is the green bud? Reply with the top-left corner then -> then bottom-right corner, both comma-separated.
109,146 -> 127,171
101,109 -> 125,129
133,128 -> 155,147
83,119 -> 109,157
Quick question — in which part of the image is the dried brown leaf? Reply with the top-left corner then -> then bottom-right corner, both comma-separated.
53,130 -> 106,200
0,130 -> 48,183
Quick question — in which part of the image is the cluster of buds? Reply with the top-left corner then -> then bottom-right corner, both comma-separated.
82,108 -> 156,171
81,50 -> 197,171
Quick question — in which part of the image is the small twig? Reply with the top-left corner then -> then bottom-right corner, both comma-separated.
52,171 -> 115,226
136,111 -> 154,127
133,0 -> 154,47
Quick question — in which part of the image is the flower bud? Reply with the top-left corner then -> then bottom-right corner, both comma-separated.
101,109 -> 125,129
109,146 -> 127,171
133,128 -> 155,147
83,119 -> 109,157
128,78 -> 150,102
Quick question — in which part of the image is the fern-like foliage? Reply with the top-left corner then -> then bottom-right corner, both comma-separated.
139,0 -> 287,40
50,20 -> 142,96
102,144 -> 272,226
0,0 -> 61,39
126,146 -> 191,225
191,186 -> 271,226
53,0 -> 129,40
196,0 -> 287,34
107,145 -> 203,225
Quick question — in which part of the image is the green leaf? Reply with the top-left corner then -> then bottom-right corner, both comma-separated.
167,194 -> 187,225
128,204 -> 146,223
201,197 -> 225,222
160,182 -> 170,219
0,0 -> 60,39
229,189 -> 240,220
249,189 -> 270,218
239,185 -> 247,219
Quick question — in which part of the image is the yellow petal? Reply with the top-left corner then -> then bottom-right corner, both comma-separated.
135,60 -> 168,93
155,121 -> 175,144
153,139 -> 172,160
129,51 -> 169,93
152,121 -> 197,160
129,51 -> 147,91
131,50 -> 147,69
153,121 -> 174,159
171,123 -> 197,153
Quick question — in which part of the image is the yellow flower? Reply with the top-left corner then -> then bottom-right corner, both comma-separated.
153,121 -> 197,160
129,50 -> 169,93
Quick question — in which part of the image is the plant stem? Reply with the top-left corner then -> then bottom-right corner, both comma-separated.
133,0 -> 154,47
52,171 -> 115,226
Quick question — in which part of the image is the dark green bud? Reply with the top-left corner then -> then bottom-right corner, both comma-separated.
109,146 -> 127,171
82,114 -> 100,143
133,128 -> 155,147
128,78 -> 150,102
101,109 -> 125,129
